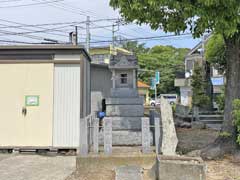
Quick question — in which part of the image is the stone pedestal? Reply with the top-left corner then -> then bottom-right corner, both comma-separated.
104,93 -> 150,146
103,54 -> 151,146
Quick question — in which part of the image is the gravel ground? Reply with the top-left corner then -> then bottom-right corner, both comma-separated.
206,156 -> 240,180
176,128 -> 219,154
176,128 -> 240,180
0,154 -> 75,180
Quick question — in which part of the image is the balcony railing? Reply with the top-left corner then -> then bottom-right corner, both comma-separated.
174,78 -> 191,87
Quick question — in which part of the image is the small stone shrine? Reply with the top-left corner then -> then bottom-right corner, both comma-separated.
104,54 -> 148,145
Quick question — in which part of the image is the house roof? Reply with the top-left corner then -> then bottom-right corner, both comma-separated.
0,45 -> 91,62
187,33 -> 212,56
138,81 -> 150,88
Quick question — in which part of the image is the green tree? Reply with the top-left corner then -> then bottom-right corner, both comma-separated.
191,63 -> 210,108
122,41 -> 149,54
110,0 -> 240,158
205,34 -> 226,73
122,42 -> 188,96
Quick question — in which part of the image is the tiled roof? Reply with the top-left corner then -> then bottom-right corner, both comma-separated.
138,81 -> 150,88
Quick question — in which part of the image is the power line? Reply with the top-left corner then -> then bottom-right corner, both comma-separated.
0,18 -> 120,29
86,33 -> 192,44
0,39 -> 42,44
0,18 -> 70,40
34,0 -> 98,18
0,24 -> 72,36
0,0 -> 22,3
0,0 -> 64,8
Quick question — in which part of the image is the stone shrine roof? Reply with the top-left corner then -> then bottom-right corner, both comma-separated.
109,54 -> 138,69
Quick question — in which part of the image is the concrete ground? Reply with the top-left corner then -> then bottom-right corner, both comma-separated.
0,153 -> 75,180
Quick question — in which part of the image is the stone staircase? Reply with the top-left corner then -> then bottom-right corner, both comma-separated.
197,112 -> 223,130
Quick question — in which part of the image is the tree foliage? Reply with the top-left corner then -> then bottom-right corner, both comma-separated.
122,41 -> 188,96
205,34 -> 226,73
110,0 -> 240,38
110,0 -> 240,153
122,41 -> 149,53
191,62 -> 210,108
233,99 -> 240,145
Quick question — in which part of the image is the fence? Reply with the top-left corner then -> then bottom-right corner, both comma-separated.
79,110 -> 161,156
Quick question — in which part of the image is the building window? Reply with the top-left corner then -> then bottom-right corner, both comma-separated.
120,73 -> 128,84
91,54 -> 110,64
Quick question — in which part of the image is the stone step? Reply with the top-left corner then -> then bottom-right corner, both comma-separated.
106,97 -> 144,105
206,124 -> 222,130
106,105 -> 144,117
199,119 -> 223,124
198,115 -> 223,120
99,130 -> 153,146
115,165 -> 143,180
110,117 -> 142,130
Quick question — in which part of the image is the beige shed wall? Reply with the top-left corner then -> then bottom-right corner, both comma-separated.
0,63 -> 53,147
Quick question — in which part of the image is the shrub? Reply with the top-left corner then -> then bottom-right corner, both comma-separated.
216,93 -> 225,111
232,99 -> 240,145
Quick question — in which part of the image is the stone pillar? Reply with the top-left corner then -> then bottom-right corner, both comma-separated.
112,69 -> 116,89
141,117 -> 151,153
93,117 -> 99,154
160,97 -> 178,155
104,117 -> 112,155
79,117 -> 88,156
133,69 -> 136,89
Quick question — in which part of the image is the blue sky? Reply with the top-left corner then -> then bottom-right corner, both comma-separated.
0,0 -> 201,49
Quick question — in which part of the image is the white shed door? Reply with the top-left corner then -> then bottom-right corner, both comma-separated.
53,64 -> 80,147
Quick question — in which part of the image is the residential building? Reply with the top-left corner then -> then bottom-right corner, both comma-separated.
137,81 -> 150,105
90,45 -> 132,64
0,45 -> 91,149
175,36 -> 224,108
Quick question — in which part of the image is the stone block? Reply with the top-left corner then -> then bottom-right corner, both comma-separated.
111,117 -> 142,130
99,130 -> 153,146
142,117 -> 151,154
106,105 -> 144,117
111,88 -> 138,98
79,117 -> 89,156
115,165 -> 143,180
157,155 -> 206,180
106,97 -> 144,105
104,118 -> 112,155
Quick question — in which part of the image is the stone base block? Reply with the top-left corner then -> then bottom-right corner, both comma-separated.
111,117 -> 141,130
157,155 -> 206,180
106,97 -> 144,105
106,105 -> 144,117
99,130 -> 153,146
111,88 -> 138,98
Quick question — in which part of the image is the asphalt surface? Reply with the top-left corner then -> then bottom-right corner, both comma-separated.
0,154 -> 75,180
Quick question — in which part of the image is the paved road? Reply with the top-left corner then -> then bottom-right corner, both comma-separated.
0,154 -> 75,180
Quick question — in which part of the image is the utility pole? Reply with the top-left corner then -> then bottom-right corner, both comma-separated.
75,26 -> 78,45
112,23 -> 115,48
155,82 -> 157,101
86,16 -> 90,52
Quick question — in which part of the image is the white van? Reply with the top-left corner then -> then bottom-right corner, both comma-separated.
159,94 -> 178,105
150,94 -> 178,106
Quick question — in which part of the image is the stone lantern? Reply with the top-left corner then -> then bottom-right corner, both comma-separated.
109,54 -> 138,97
104,54 -> 147,145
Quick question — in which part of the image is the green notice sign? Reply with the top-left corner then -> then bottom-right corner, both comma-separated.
25,96 -> 39,106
